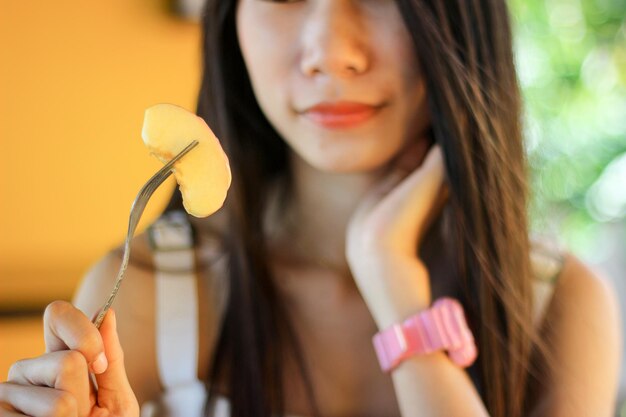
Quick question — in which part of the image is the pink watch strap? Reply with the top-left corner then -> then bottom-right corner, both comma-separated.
372,298 -> 477,372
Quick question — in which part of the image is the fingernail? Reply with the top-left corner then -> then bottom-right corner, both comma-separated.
91,352 -> 108,374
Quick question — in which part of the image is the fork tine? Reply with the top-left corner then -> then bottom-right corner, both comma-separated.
145,140 -> 199,186
92,140 -> 199,329
126,140 -> 199,241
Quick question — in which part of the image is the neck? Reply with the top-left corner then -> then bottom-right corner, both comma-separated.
266,149 -> 454,298
269,152 -> 383,273
191,145 -> 455,297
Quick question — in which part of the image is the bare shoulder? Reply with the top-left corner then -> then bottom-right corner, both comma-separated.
548,253 -> 621,340
72,231 -> 161,406
532,253 -> 623,416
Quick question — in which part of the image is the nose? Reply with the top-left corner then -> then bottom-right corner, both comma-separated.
299,1 -> 370,79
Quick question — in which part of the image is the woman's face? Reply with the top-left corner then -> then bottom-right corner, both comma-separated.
236,0 -> 429,173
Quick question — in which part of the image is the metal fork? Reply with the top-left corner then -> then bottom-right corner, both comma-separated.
92,140 -> 199,329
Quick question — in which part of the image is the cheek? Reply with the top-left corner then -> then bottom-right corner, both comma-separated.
384,30 -> 425,103
237,11 -> 268,83
364,3 -> 421,87
236,4 -> 293,111
379,25 -> 428,136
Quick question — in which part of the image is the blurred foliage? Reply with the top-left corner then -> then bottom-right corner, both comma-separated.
509,0 -> 626,261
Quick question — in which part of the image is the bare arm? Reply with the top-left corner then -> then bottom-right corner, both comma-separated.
346,144 -> 622,416
347,146 -> 489,416
390,350 -> 488,416
529,254 -> 622,417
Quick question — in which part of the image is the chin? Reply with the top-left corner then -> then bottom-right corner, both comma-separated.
302,147 -> 398,174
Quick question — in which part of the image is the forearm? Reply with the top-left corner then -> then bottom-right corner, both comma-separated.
391,352 -> 489,417
346,243 -> 489,416
351,256 -> 489,416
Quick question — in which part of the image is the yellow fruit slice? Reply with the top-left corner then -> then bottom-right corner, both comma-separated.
141,103 -> 231,217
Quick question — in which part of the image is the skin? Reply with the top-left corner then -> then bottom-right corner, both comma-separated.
236,0 -> 429,174
235,0 -> 431,281
0,0 -> 621,415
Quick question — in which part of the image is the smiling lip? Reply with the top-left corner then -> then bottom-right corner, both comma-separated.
301,101 -> 384,129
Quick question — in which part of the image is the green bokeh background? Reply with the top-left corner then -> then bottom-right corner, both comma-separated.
510,0 -> 626,262
510,2 -> 626,409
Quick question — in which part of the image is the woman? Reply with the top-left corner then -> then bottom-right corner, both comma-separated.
0,0 -> 621,416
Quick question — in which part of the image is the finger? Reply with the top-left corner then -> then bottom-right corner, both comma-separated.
43,301 -> 108,375
355,141 -> 439,217
0,382 -> 78,417
352,171 -> 406,225
0,408 -> 25,417
378,145 -> 446,239
352,145 -> 446,254
7,351 -> 93,416
348,166 -> 415,252
0,399 -> 19,413
94,309 -> 138,412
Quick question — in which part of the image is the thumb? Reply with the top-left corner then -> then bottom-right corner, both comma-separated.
94,309 -> 138,410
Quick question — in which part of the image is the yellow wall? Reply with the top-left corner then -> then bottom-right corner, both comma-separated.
0,1 -> 202,310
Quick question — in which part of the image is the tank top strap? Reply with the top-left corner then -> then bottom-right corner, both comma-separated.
530,236 -> 565,285
529,236 -> 566,329
147,210 -> 207,415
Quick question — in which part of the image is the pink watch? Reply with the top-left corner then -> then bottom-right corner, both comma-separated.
372,297 -> 477,372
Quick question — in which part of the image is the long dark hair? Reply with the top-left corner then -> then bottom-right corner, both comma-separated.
163,1 -> 549,416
